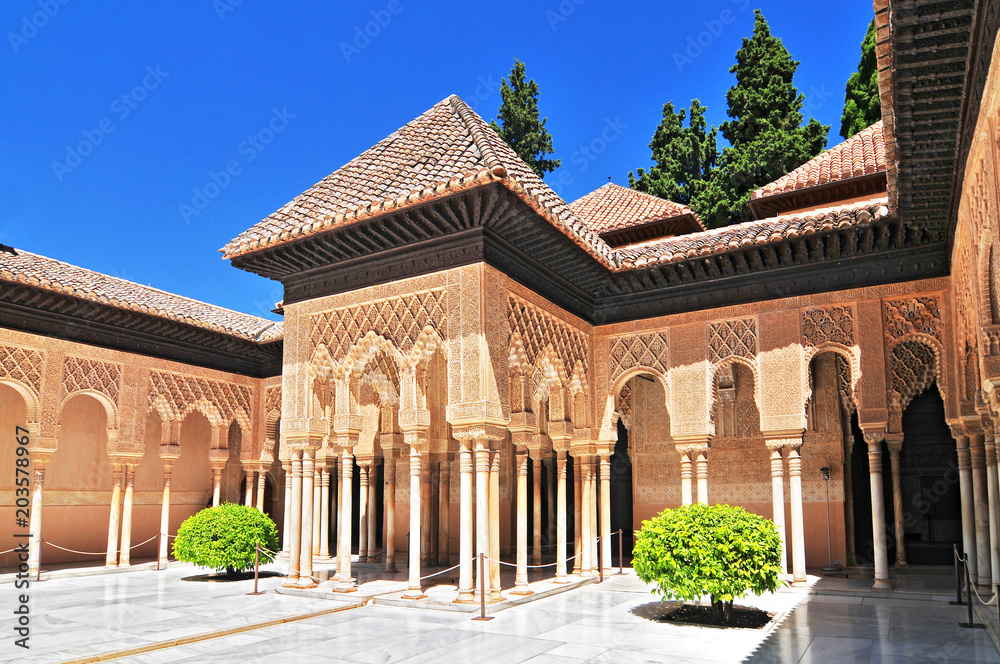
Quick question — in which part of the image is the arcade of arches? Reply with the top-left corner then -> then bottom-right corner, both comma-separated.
2,2 -> 1000,602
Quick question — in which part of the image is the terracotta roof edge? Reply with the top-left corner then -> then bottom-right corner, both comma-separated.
448,95 -> 508,179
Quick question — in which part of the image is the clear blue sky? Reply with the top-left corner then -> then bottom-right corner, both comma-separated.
1,0 -> 874,321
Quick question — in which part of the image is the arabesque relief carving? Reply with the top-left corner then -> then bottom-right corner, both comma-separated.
708,318 -> 757,363
803,306 -> 855,347
883,296 -> 943,342
608,332 -> 667,383
0,343 -> 44,393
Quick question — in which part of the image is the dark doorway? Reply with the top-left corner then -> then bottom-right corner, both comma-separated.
610,418 -> 634,564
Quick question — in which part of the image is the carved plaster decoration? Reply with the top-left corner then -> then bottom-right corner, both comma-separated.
0,343 -> 44,394
508,293 -> 589,383
265,385 -> 282,414
61,355 -> 122,404
883,296 -> 943,343
615,379 -> 633,430
708,318 -> 757,363
148,369 -> 253,429
608,332 -> 668,384
889,339 -> 938,411
802,305 -> 855,348
835,354 -> 856,412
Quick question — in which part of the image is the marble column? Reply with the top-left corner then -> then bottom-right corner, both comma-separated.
119,466 -> 135,567
158,466 -> 172,568
319,466 -> 330,558
971,431 -> 992,587
956,431 -> 978,582
256,468 -> 267,513
695,447 -> 709,505
678,448 -> 693,505
281,460 -> 292,555
421,458 -> 432,566
513,449 -> 531,594
985,428 -> 1000,586
581,456 -> 593,575
475,439 -> 491,596
105,464 -> 123,567
589,458 -> 598,575
555,450 -> 568,582
299,451 -> 316,587
310,466 -> 321,557
336,449 -> 355,591
786,445 -> 806,585
212,467 -> 222,507
546,457 -> 557,550
403,446 -> 425,599
284,450 -> 302,586
367,459 -> 379,562
599,453 -> 612,572
244,468 -> 255,506
532,453 -> 542,564
439,457 -> 450,566
430,461 -> 440,566
865,431 -> 891,590
573,455 -> 582,575
358,462 -> 370,563
886,436 -> 907,567
767,443 -> 787,579
455,440 -> 475,603
489,446 -> 503,601
384,455 -> 397,573
27,465 -> 44,579
840,406 -> 857,566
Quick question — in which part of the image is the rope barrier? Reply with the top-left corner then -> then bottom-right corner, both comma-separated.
417,560 -> 465,581
42,533 -> 160,557
0,547 -> 24,556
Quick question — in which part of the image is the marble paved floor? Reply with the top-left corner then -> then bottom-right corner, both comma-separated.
3,564 -> 1000,663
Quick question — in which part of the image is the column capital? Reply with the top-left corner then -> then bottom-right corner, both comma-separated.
450,423 -> 508,442
885,437 -> 903,456
674,442 -> 709,455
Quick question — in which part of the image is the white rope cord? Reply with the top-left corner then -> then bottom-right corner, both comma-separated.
490,549 -> 586,569
0,547 -> 25,556
953,552 -> 998,607
43,533 -> 160,556
417,560 -> 465,581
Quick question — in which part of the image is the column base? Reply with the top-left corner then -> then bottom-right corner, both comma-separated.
295,581 -> 319,589
894,561 -> 909,568
509,584 -> 533,595
333,579 -> 357,593
553,575 -> 569,584
453,591 -> 477,604
489,590 -> 505,602
872,579 -> 892,591
119,562 -> 131,568
401,588 -> 427,600
384,564 -> 398,573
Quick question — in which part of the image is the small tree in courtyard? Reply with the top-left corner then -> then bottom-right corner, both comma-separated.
632,503 -> 782,625
172,503 -> 279,579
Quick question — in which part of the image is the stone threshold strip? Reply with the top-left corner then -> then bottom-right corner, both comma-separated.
58,600 -> 366,664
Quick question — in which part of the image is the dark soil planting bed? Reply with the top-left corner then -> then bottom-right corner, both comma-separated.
662,604 -> 773,629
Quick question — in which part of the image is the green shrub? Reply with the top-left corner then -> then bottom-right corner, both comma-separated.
172,503 -> 279,578
632,503 -> 782,624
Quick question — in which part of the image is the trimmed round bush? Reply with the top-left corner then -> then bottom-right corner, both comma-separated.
632,503 -> 782,624
172,503 -> 279,578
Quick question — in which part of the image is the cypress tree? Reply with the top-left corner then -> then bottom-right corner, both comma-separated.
699,10 -> 829,227
840,19 -> 881,139
490,59 -> 560,177
628,100 -> 717,211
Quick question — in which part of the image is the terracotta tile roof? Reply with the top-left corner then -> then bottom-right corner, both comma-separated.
223,95 -> 615,268
616,198 -> 889,269
751,121 -> 886,201
0,250 -> 283,342
568,183 -> 704,235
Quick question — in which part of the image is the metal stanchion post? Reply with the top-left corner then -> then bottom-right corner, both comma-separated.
951,544 -> 965,606
959,558 -> 985,629
247,543 -> 264,596
617,529 -> 623,575
473,553 -> 493,621
598,538 -> 604,583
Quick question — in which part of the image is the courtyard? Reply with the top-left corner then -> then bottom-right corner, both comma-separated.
4,563 -> 1000,663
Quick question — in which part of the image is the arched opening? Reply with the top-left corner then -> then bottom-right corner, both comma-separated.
174,411 -> 213,526
611,417 -> 633,564
0,383 -> 29,569
221,420 -> 243,504
131,413 -> 165,561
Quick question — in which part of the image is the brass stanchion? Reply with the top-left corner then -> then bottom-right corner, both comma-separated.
950,544 -> 965,606
598,538 -> 604,583
959,558 -> 984,629
617,529 -> 624,576
247,543 -> 264,596
472,553 -> 493,621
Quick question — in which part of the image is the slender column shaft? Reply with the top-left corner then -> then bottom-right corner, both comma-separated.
590,460 -> 598,573
212,468 -> 221,507
971,435 -> 992,586
430,461 -> 440,566
281,461 -> 292,555
158,468 -> 171,568
384,456 -> 397,572
513,450 -> 531,593
337,450 -> 354,589
285,451 -> 302,585
600,454 -> 612,571
299,452 -> 315,586
556,451 -> 568,582
489,446 -> 502,601
679,451 -> 693,505
404,447 -> 425,597
439,458 -> 450,565
456,441 -> 475,603
787,446 -> 806,585
475,440 -> 490,595
105,465 -> 123,567
27,467 -> 43,578
244,469 -> 255,506
840,406 -> 857,566
546,458 -> 557,549
573,455 -> 582,574
867,434 -> 891,589
421,459 -> 432,565
311,467 -> 321,556
256,469 -> 267,512
581,457 -> 592,575
887,440 -> 907,566
985,434 -> 1000,586
358,463 -> 370,563
768,446 -> 787,579
957,435 -> 978,580
367,460 -> 378,561
330,458 -> 339,572
532,456 -> 542,564
695,449 -> 709,505
319,468 -> 330,558
119,466 -> 135,567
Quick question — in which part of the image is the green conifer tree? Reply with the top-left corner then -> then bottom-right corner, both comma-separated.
840,19 -> 881,139
490,59 -> 560,178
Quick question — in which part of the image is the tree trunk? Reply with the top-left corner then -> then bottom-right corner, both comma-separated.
724,600 -> 734,625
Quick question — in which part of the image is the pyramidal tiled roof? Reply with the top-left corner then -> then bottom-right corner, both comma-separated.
0,250 -> 283,342
751,121 -> 886,201
223,95 -> 615,267
568,183 -> 704,235
616,198 -> 889,268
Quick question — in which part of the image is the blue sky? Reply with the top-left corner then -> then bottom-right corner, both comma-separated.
1,0 -> 874,321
